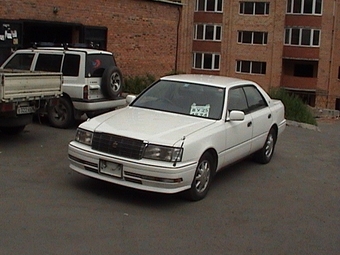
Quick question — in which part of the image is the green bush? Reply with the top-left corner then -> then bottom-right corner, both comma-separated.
123,74 -> 156,94
269,88 -> 317,126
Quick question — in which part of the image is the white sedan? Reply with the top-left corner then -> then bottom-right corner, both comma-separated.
68,74 -> 286,200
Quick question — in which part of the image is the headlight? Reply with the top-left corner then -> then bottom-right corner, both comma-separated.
143,144 -> 183,162
75,129 -> 93,146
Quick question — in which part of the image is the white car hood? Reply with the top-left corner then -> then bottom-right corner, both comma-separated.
83,107 -> 216,146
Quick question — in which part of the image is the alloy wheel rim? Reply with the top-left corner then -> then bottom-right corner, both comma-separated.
195,160 -> 210,193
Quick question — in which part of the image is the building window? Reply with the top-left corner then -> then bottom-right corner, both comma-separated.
238,31 -> 268,45
287,0 -> 322,15
193,52 -> 220,70
236,60 -> 267,74
285,28 -> 320,46
194,24 -> 222,41
239,2 -> 270,15
338,66 -> 340,80
195,0 -> 223,12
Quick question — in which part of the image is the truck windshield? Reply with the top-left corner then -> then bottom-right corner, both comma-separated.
86,54 -> 116,78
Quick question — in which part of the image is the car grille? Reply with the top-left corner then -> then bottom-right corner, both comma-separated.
92,133 -> 145,160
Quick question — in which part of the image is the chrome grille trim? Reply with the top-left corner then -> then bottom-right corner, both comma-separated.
92,133 -> 145,160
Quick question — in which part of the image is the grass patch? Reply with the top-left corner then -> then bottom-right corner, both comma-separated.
269,88 -> 317,126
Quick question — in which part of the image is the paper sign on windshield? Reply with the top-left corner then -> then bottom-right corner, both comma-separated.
190,103 -> 210,117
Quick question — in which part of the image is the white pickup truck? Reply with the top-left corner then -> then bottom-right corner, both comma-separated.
0,69 -> 62,134
1,46 -> 127,128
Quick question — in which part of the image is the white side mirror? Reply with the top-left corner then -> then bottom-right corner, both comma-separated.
126,95 -> 137,105
228,110 -> 245,121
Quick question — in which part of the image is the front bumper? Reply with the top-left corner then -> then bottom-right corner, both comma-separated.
68,142 -> 197,194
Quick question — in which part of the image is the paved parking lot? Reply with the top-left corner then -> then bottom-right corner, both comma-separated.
0,119 -> 339,255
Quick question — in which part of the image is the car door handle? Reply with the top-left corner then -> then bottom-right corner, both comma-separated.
247,121 -> 252,127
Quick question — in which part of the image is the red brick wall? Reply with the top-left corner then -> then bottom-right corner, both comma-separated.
0,0 -> 180,78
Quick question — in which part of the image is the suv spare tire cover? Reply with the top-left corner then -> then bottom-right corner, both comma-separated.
101,66 -> 123,99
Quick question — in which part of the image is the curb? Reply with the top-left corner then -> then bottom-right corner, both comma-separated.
286,120 -> 321,132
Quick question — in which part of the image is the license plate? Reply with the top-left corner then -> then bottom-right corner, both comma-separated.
99,160 -> 122,178
17,106 -> 35,115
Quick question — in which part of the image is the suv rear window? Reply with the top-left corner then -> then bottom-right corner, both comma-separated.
86,54 -> 116,78
4,53 -> 34,70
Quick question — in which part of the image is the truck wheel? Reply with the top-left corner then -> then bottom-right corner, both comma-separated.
101,66 -> 123,99
0,126 -> 25,135
47,97 -> 74,129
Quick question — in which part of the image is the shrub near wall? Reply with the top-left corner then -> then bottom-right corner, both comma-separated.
270,88 -> 317,126
124,74 -> 156,95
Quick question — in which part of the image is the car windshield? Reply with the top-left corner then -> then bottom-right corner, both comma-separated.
131,80 -> 225,120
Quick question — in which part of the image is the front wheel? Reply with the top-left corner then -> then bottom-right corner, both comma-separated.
187,152 -> 215,201
254,128 -> 277,164
47,97 -> 74,129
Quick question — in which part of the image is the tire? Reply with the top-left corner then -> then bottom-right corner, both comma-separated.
187,152 -> 215,201
47,97 -> 74,129
0,125 -> 25,135
254,128 -> 277,164
101,66 -> 123,99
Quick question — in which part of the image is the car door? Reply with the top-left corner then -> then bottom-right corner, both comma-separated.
223,86 -> 253,165
243,85 -> 273,152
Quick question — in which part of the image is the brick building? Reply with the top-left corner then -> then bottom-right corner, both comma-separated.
177,0 -> 340,110
1,0 -> 339,110
0,0 -> 182,77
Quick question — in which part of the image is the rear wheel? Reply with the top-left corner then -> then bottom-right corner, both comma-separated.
254,128 -> 277,164
47,97 -> 74,129
187,152 -> 215,201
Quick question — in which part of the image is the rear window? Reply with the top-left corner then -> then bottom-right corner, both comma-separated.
86,54 -> 116,77
3,53 -> 34,70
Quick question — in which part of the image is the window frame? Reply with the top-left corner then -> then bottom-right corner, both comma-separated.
195,0 -> 223,12
286,0 -> 323,15
194,24 -> 222,41
236,60 -> 267,75
193,52 -> 220,70
284,27 -> 321,47
237,31 -> 268,45
239,2 -> 270,15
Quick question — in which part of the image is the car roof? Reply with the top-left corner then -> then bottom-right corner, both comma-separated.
161,74 -> 257,89
14,47 -> 113,55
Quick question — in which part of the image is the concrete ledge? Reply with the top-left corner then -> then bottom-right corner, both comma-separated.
286,120 -> 321,132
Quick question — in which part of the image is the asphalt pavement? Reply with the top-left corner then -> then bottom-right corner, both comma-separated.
0,119 -> 339,255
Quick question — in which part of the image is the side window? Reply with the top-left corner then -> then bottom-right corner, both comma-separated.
62,54 -> 80,77
4,53 -> 34,70
243,85 -> 267,112
227,87 -> 248,113
35,54 -> 62,72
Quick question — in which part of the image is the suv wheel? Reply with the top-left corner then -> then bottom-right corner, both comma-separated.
101,66 -> 123,99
